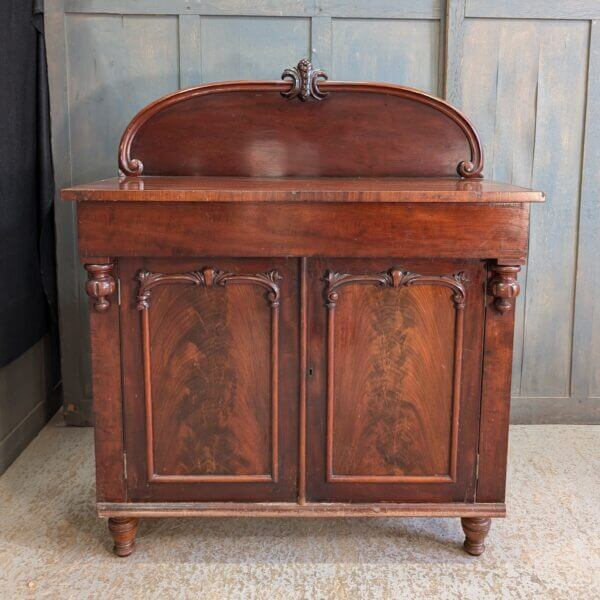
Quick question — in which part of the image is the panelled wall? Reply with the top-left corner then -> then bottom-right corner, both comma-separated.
45,0 -> 600,424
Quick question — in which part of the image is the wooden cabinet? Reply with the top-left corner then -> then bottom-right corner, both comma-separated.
62,60 -> 544,557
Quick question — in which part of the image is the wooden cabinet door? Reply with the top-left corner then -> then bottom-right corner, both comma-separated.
306,258 -> 485,503
119,258 -> 298,502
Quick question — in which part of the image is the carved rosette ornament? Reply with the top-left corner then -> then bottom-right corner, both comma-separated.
281,59 -> 328,101
136,266 -> 281,310
84,262 -> 116,313
489,265 -> 521,314
325,268 -> 469,309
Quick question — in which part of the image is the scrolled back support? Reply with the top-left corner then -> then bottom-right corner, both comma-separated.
118,59 -> 483,179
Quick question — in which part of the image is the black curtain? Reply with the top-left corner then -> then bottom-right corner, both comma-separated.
0,0 -> 59,385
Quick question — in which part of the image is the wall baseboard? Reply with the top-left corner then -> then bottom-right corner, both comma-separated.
0,336 -> 61,475
510,396 -> 600,424
0,401 -> 52,475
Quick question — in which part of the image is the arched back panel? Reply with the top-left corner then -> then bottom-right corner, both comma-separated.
118,62 -> 483,178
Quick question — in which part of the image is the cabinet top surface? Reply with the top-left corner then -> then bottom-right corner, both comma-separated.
62,176 -> 543,203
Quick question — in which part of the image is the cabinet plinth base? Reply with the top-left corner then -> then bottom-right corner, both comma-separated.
100,505 -> 501,556
99,501 -> 504,520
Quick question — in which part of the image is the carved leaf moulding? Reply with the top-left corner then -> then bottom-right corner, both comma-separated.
136,266 -> 282,310
324,268 -> 469,310
117,59 -> 483,178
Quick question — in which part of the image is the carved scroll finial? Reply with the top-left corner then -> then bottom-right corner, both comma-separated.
489,265 -> 520,314
85,262 -> 116,313
281,58 -> 328,101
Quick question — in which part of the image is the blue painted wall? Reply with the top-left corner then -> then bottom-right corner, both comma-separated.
45,0 -> 600,423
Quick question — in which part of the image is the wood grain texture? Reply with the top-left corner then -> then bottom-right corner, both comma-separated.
63,176 -> 544,203
65,13 -> 179,183
177,15 -> 310,87
518,21 -> 588,399
460,18 -> 588,400
139,267 -> 279,483
178,15 -> 201,89
76,202 -> 531,261
476,262 -> 520,503
202,17 -> 310,82
571,21 -> 600,399
64,0 -> 442,18
466,0 -> 600,20
298,258 -> 308,504
119,258 -> 299,502
311,16 -> 332,73
443,0 -> 466,104
324,269 -> 467,483
331,18 -> 439,93
98,501 -> 506,519
306,258 -> 485,503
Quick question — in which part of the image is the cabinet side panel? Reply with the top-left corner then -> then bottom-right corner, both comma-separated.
84,259 -> 126,502
477,267 -> 518,502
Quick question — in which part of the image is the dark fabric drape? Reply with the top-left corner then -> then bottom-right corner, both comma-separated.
0,0 -> 59,379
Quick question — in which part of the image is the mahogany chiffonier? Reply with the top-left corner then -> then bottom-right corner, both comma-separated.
62,59 -> 544,557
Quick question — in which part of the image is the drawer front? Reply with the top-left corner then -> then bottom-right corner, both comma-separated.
306,258 -> 485,503
119,257 -> 298,502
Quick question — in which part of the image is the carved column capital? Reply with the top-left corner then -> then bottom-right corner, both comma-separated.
85,262 -> 116,313
489,264 -> 521,315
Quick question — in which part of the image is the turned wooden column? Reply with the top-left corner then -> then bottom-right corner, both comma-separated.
461,517 -> 491,556
108,517 -> 139,557
489,264 -> 521,315
84,261 -> 116,313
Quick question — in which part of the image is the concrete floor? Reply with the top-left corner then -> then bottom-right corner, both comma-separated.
0,415 -> 598,599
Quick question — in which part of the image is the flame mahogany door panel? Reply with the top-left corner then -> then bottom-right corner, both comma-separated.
306,258 -> 485,503
119,257 -> 298,502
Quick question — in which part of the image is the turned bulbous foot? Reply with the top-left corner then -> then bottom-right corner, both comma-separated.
108,517 -> 139,557
461,517 -> 491,556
